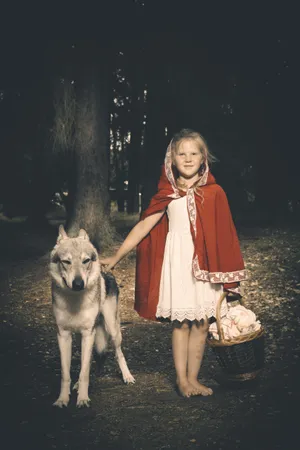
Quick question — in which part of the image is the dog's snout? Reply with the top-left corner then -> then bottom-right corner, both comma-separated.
72,277 -> 84,291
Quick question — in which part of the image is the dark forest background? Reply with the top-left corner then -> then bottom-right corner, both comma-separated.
0,0 -> 299,249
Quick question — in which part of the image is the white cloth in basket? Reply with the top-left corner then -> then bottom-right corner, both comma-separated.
209,304 -> 261,340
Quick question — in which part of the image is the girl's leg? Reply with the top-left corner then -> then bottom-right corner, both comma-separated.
172,320 -> 196,397
187,319 -> 213,396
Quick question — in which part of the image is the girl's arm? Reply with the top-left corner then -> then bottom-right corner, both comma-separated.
100,210 -> 165,270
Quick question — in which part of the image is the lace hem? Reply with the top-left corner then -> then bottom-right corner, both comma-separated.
156,305 -> 228,322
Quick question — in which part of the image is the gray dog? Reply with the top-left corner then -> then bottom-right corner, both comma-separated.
50,225 -> 135,407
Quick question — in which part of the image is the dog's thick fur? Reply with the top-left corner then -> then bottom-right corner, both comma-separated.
50,225 -> 134,407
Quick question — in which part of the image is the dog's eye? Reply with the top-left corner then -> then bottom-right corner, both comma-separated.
61,260 -> 71,265
83,258 -> 91,264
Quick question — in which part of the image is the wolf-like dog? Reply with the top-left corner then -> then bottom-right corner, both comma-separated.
50,225 -> 135,407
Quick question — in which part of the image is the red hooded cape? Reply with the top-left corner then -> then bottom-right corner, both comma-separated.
134,150 -> 246,321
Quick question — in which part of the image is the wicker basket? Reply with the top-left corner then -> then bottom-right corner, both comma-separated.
207,292 -> 265,381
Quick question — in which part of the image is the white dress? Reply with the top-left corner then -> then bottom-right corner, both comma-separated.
156,196 -> 227,322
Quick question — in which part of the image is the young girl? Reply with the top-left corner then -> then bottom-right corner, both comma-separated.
100,129 -> 246,398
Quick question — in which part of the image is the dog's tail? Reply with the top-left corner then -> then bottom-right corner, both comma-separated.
94,321 -> 109,354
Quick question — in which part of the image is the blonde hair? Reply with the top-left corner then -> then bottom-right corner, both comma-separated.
170,128 -> 215,191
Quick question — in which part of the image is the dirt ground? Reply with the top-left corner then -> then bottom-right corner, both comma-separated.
1,215 -> 300,450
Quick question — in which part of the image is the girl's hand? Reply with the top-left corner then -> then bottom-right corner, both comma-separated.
99,256 -> 119,271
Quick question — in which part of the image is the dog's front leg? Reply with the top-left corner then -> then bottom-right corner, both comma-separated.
75,329 -> 96,407
54,328 -> 72,407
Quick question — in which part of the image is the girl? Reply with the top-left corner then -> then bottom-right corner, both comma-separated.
100,129 -> 246,398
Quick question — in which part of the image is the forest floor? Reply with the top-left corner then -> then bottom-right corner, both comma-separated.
1,211 -> 300,450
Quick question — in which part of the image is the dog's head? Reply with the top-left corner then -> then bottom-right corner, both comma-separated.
50,225 -> 100,291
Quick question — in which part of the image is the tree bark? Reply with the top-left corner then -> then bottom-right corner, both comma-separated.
116,132 -> 126,213
127,77 -> 144,214
141,77 -> 167,212
66,46 -> 112,250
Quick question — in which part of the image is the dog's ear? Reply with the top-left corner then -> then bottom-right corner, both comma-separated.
57,225 -> 68,243
78,229 -> 89,240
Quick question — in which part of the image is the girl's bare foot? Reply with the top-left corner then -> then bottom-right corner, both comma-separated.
176,379 -> 196,398
188,380 -> 213,396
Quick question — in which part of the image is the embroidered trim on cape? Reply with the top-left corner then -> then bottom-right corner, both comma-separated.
192,256 -> 247,283
187,189 -> 197,235
164,140 -> 210,236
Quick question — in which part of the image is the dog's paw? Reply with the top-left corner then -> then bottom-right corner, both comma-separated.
53,396 -> 69,408
76,396 -> 91,408
123,373 -> 135,384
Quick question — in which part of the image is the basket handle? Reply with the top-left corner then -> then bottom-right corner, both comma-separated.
215,291 -> 245,343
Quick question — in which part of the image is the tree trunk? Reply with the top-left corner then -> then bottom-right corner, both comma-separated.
127,79 -> 144,214
127,140 -> 140,214
116,134 -> 126,213
66,50 -> 112,250
141,78 -> 167,212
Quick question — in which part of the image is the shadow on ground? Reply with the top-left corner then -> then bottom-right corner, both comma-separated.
1,220 -> 300,449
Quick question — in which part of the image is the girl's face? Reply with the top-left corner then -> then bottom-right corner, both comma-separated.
173,139 -> 203,181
